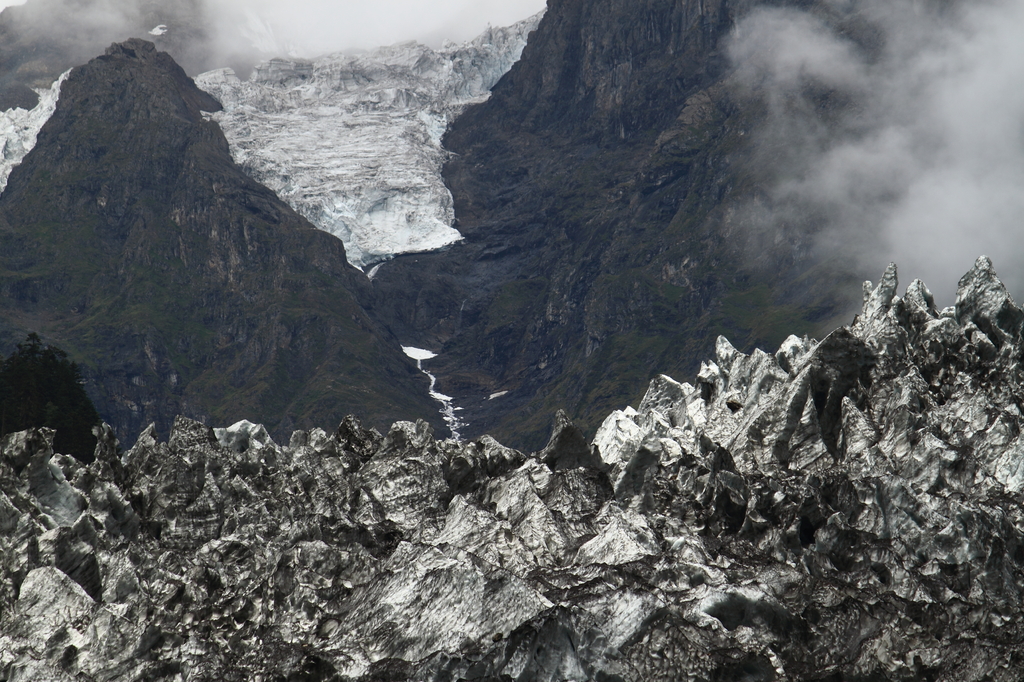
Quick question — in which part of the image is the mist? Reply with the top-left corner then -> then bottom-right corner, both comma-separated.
0,0 -> 545,89
208,0 -> 546,55
727,0 -> 1024,304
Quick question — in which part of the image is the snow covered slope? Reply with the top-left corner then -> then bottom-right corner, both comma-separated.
0,71 -> 69,193
196,15 -> 542,269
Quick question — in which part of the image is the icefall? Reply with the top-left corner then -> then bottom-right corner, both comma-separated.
0,71 -> 70,194
197,14 -> 542,270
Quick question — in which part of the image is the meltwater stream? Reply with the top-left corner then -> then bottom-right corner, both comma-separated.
402,346 -> 467,440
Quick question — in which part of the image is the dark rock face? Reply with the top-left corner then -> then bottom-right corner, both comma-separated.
0,39 -> 439,443
452,0 -> 728,145
3,258 -> 1024,680
371,0 -> 858,451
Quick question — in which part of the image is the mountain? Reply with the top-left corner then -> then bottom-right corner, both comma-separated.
196,15 -> 542,269
3,258 -> 1024,680
0,39 -> 439,443
0,0 -> 870,453
367,0 -> 863,452
1,15 -> 542,265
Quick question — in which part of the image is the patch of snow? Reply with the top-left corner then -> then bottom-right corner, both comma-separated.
488,391 -> 508,400
402,346 -> 438,362
402,346 -> 467,439
148,25 -> 168,36
0,70 -> 70,194
196,12 -> 542,269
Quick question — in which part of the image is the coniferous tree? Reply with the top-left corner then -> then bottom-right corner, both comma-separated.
0,333 -> 101,462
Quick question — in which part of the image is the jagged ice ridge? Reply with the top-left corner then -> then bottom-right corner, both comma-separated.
4,256 -> 1024,680
196,15 -> 541,270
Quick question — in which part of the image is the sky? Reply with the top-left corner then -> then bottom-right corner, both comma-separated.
0,0 -> 547,53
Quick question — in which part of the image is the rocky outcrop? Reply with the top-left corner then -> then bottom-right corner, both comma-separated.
3,258 -> 1024,680
0,39 -> 439,443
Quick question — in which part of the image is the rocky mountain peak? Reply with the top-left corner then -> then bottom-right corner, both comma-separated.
98,39 -> 220,121
103,37 -> 158,61
0,0 -> 218,110
0,39 -> 439,444
3,258 -> 1024,679
470,0 -> 727,141
956,255 -> 1024,349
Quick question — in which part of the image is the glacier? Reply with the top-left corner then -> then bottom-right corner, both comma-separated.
196,14 -> 542,270
0,71 -> 70,194
7,258 -> 1024,679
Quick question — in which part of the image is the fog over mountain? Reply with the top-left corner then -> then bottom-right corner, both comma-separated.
209,0 -> 547,54
728,0 -> 1024,304
0,0 -> 547,64
7,0 -> 1016,309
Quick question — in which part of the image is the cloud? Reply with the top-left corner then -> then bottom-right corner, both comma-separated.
1,0 -> 546,79
207,0 -> 546,56
728,0 -> 1024,303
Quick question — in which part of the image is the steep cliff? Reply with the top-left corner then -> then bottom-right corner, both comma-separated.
0,39 -> 439,443
371,0 -> 860,450
3,258 -> 1024,680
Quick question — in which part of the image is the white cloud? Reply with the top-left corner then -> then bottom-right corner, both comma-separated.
211,0 -> 546,55
1,0 -> 545,59
728,0 -> 1024,302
